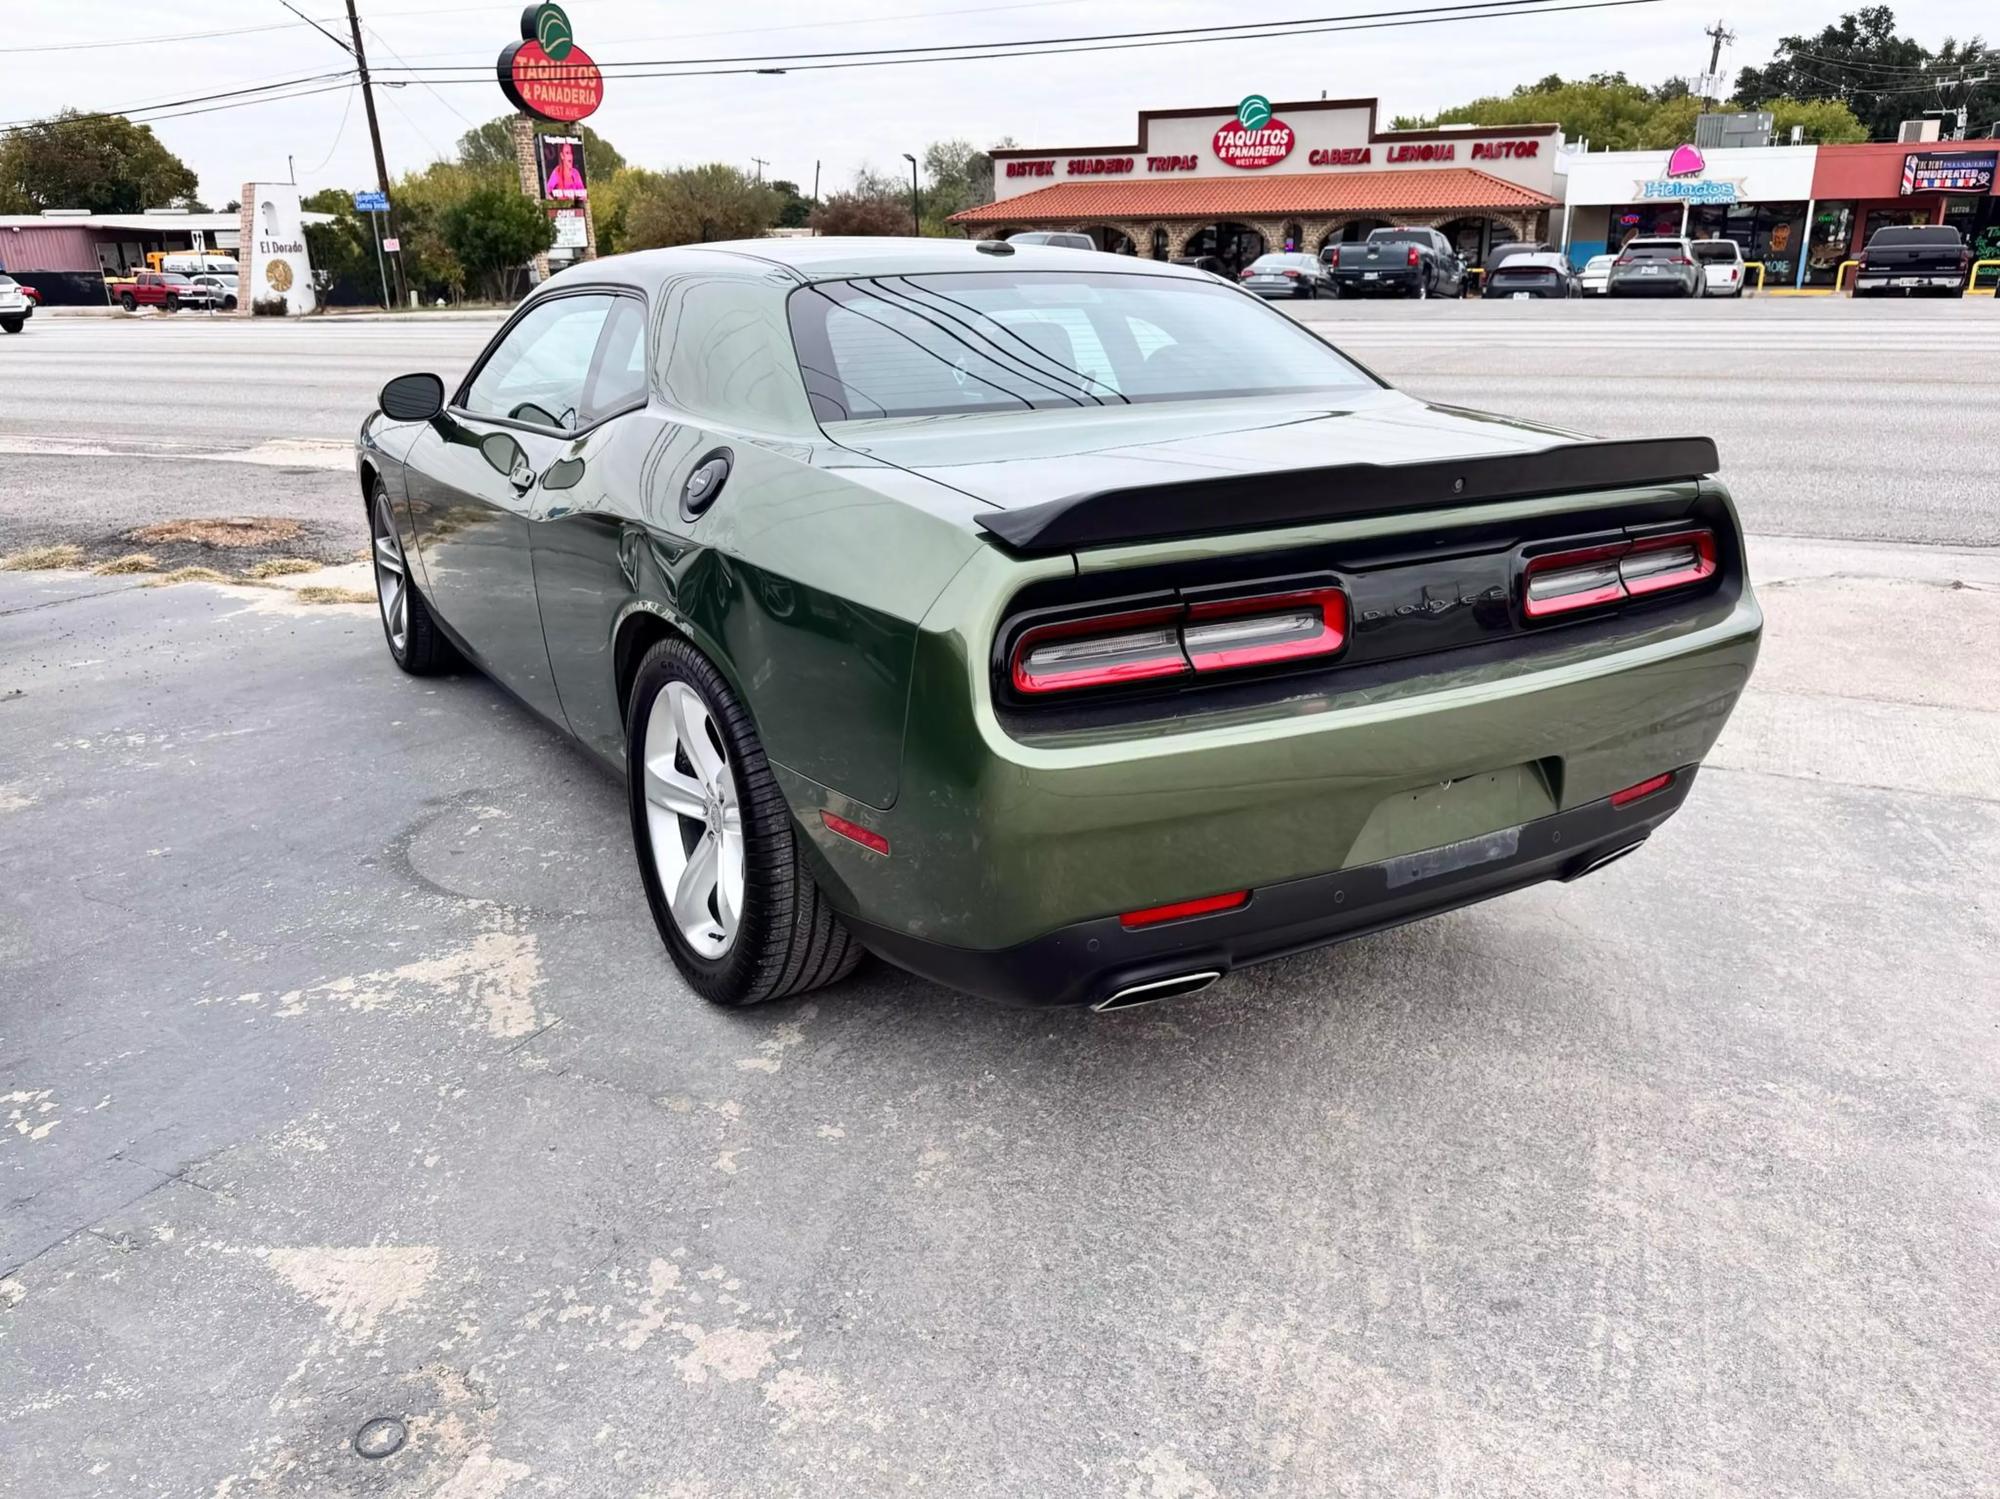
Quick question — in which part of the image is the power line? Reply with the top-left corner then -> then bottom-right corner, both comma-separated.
0,71 -> 355,134
373,0 -> 1671,85
371,0 -> 1597,72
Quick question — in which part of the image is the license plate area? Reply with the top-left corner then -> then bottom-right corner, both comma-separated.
1345,763 -> 1560,869
1382,827 -> 1521,889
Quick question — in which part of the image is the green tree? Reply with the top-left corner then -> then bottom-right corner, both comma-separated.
1764,96 -> 1872,144
456,116 -> 626,185
0,110 -> 199,213
1731,8 -> 1992,141
621,164 -> 779,249
441,184 -> 554,301
1395,72 -> 1869,149
914,138 -> 1015,235
300,187 -> 377,301
769,179 -> 813,229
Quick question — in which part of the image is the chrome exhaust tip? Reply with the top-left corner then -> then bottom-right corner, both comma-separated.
1091,970 -> 1223,1012
1562,839 -> 1645,882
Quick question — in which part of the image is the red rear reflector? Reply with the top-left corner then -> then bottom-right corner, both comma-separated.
1407,245 -> 1421,266
1011,606 -> 1187,695
821,810 -> 889,855
1119,889 -> 1249,929
1183,587 -> 1346,672
1609,772 -> 1673,808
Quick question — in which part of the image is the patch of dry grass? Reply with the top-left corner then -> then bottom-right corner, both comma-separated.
293,585 -> 376,605
92,552 -> 161,575
245,557 -> 321,578
143,566 -> 237,588
0,544 -> 86,571
128,517 -> 304,549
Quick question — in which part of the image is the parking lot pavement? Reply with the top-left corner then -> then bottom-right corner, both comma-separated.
2,524 -> 1996,1496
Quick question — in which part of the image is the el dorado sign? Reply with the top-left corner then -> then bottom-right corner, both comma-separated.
1213,95 -> 1295,170
499,4 -> 604,123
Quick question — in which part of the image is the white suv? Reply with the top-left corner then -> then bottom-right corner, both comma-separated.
1691,239 -> 1747,297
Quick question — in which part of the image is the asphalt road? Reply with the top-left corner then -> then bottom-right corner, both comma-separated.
3,303 -> 1998,1497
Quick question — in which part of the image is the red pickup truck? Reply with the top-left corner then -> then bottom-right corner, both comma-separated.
108,270 -> 216,312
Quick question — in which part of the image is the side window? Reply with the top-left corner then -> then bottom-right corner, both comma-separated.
582,296 -> 648,422
462,294 -> 613,430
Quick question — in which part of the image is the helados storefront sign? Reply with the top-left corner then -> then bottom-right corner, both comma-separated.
1636,143 -> 1740,204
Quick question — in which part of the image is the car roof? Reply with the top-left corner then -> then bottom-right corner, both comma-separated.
544,237 -> 1210,290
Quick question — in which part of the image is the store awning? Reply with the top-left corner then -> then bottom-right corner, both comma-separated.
952,168 -> 1555,224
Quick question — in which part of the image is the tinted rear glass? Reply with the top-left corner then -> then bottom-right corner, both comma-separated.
1690,242 -> 1741,262
787,271 -> 1374,422
1623,243 -> 1684,261
1870,227 -> 1959,246
1368,231 -> 1430,245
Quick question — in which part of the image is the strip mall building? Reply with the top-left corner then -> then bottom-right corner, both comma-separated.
950,96 -> 1562,269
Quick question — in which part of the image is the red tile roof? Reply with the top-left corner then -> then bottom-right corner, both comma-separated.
951,168 -> 1555,224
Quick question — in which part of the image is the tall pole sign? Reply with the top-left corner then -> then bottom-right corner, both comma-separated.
498,5 -> 603,281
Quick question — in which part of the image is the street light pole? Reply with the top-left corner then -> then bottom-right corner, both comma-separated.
343,0 -> 406,306
902,152 -> 921,237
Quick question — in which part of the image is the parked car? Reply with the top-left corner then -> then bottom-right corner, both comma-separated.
1240,252 -> 1327,299
1852,225 -> 1971,297
357,239 -> 1759,1011
1578,254 -> 1617,295
0,273 -> 34,320
1482,241 -> 1560,287
190,272 -> 239,310
1483,252 -> 1579,299
109,270 -> 216,312
1607,238 -> 1705,298
1006,231 -> 1096,251
1170,255 -> 1230,278
1323,227 -> 1466,299
0,276 -> 29,333
1691,239 -> 1748,297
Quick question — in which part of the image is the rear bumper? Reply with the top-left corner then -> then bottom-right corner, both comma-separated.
845,770 -> 1699,1007
1332,268 -> 1421,293
1854,271 -> 1964,290
1608,278 -> 1696,297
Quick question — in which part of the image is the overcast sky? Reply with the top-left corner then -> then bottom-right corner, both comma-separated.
12,0 -> 1991,206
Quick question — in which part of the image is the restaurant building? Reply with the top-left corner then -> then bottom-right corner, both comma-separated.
950,96 -> 1562,270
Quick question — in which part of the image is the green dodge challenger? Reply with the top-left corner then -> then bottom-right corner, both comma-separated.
357,238 -> 1760,1010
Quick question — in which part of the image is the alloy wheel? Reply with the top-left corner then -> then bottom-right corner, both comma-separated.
371,494 -> 409,656
641,681 -> 745,959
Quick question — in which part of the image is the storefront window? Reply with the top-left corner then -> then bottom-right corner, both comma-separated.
1863,205 -> 1933,246
1607,204 -> 1684,249
1684,202 -> 1806,285
1805,202 -> 1855,286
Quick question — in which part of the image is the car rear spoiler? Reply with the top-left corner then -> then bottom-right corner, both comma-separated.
974,435 -> 1721,554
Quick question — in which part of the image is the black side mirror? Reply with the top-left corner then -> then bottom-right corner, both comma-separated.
380,372 -> 445,423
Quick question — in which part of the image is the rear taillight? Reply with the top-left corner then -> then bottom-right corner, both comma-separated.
1614,255 -> 1633,266
1009,587 -> 1348,696
1669,255 -> 1693,266
1282,269 -> 1300,279
1407,245 -> 1421,267
1182,588 -> 1346,672
1011,606 -> 1187,694
1521,530 -> 1718,620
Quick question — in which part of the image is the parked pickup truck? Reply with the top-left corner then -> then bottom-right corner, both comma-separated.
1852,225 -> 1971,297
1322,227 -> 1466,299
107,270 -> 218,312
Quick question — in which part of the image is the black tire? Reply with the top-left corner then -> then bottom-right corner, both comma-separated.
627,636 -> 864,1008
370,484 -> 461,676
119,293 -> 137,312
163,294 -> 180,312
0,319 -> 21,335
224,296 -> 237,310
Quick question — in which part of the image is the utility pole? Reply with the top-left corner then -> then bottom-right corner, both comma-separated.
1700,19 -> 1735,109
343,0 -> 405,305
750,156 -> 768,184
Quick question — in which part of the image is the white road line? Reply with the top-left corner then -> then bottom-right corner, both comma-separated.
0,435 -> 353,471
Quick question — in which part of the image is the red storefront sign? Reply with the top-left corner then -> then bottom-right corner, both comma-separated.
500,41 -> 603,123
1213,118 -> 1296,169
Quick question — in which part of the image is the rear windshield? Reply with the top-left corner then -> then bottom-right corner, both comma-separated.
1690,242 -> 1742,262
1622,242 -> 1685,261
1869,226 -> 1959,246
1248,254 -> 1317,270
787,271 -> 1374,422
1366,230 -> 1430,245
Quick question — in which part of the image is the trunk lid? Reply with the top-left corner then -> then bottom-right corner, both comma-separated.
830,390 -> 1587,516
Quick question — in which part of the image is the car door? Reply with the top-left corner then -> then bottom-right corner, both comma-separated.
401,290 -> 625,720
